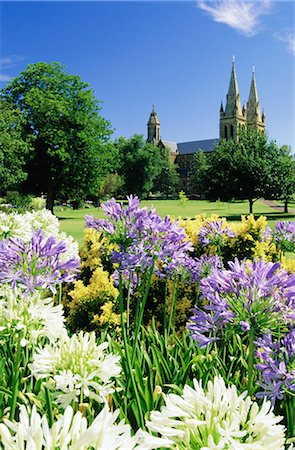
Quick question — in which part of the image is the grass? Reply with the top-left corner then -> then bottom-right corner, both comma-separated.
55,199 -> 295,245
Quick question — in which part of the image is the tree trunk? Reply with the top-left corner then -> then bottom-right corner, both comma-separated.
46,183 -> 55,213
249,198 -> 253,214
284,200 -> 288,213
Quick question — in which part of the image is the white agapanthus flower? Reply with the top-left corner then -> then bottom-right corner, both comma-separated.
141,376 -> 286,450
25,209 -> 80,262
0,404 -> 138,450
29,330 -> 121,407
0,211 -> 32,242
25,209 -> 60,238
0,286 -> 65,346
58,231 -> 80,263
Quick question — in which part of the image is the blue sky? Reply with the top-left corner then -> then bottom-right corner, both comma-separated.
0,1 -> 294,150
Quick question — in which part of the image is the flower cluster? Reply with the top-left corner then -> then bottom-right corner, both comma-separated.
0,229 -> 79,294
29,330 -> 121,407
86,196 -> 194,287
141,376 -> 286,449
0,286 -> 65,347
271,221 -> 295,253
188,259 -> 295,347
197,218 -> 236,250
0,404 -> 138,450
256,327 -> 295,405
0,208 -> 79,261
181,214 -> 278,263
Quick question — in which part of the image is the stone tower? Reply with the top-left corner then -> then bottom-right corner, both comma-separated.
147,105 -> 160,145
246,67 -> 266,132
220,59 -> 246,141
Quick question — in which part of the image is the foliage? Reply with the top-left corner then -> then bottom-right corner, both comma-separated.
1,62 -> 113,211
268,145 -> 295,212
178,190 -> 188,208
188,150 -> 210,197
152,147 -> 180,197
0,100 -> 30,192
180,213 -> 278,264
203,129 -> 292,213
63,228 -> 120,334
0,205 -> 295,448
115,134 -> 169,198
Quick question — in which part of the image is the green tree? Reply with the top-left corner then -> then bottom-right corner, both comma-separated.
267,145 -> 295,213
204,129 -> 284,214
0,100 -> 30,192
1,62 -> 113,211
152,147 -> 179,197
189,150 -> 210,198
116,135 -> 165,198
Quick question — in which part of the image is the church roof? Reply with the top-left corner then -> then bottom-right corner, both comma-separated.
177,138 -> 219,155
161,140 -> 179,153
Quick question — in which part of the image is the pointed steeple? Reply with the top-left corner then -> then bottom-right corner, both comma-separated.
246,67 -> 265,132
247,67 -> 261,122
225,57 -> 242,117
147,105 -> 160,145
219,58 -> 246,141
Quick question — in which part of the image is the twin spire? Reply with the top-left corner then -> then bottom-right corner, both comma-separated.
147,59 -> 266,145
220,59 -> 266,140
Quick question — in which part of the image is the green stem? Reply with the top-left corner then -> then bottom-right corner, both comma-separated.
119,276 -> 144,429
167,276 -> 179,336
131,266 -> 154,366
126,278 -> 132,338
45,386 -> 53,427
286,395 -> 295,439
247,326 -> 255,397
163,275 -> 169,340
9,334 -> 22,421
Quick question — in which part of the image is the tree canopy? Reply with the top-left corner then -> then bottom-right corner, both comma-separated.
197,129 -> 294,213
0,100 -> 30,192
0,62 -> 113,211
115,135 -> 172,198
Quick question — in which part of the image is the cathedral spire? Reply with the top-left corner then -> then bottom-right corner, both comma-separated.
247,67 -> 261,121
219,59 -> 246,141
225,58 -> 242,117
246,67 -> 265,132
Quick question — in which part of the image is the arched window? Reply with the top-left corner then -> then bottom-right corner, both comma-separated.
224,125 -> 228,139
230,125 -> 234,138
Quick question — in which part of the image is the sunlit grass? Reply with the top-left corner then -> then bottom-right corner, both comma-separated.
55,199 -> 295,245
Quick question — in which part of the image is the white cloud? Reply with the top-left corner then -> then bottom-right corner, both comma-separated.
197,0 -> 271,36
0,54 -> 25,69
275,32 -> 295,55
0,74 -> 13,82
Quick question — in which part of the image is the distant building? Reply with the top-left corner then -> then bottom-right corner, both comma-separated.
147,60 -> 265,192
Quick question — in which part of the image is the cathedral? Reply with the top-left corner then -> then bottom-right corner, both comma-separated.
147,60 -> 266,192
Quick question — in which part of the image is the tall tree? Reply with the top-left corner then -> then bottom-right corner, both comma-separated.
204,129 -> 289,214
152,147 -> 179,197
116,135 -> 166,198
267,144 -> 295,213
189,151 -> 210,198
0,100 -> 30,192
1,62 -> 113,211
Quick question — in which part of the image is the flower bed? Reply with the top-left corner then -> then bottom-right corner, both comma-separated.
0,201 -> 295,449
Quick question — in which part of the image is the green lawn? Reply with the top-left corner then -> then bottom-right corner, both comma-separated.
56,199 -> 295,245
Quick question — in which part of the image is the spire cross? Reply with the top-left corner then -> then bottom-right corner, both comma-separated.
152,104 -> 155,112
232,55 -> 235,64
252,65 -> 255,74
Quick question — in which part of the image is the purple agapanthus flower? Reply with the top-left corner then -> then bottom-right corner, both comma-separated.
86,196 -> 195,288
197,219 -> 236,248
188,258 -> 295,347
0,229 -> 80,294
256,327 -> 295,404
271,221 -> 295,253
